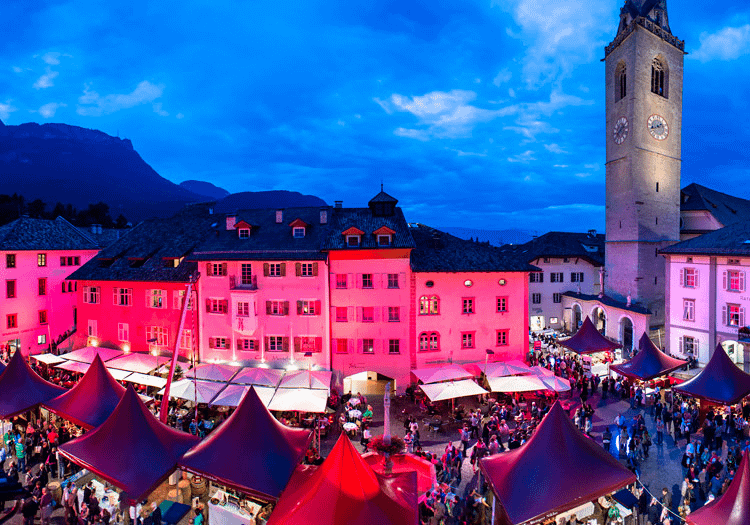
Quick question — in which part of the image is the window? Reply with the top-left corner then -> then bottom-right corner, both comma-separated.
683,299 -> 695,322
60,256 -> 80,266
37,253 -> 47,267
38,310 -> 47,325
419,332 -> 439,352
725,270 -> 745,292
529,272 -> 544,283
682,268 -> 697,288
347,235 -> 360,247
388,306 -> 400,322
334,339 -> 349,354
550,272 -> 564,283
300,263 -> 315,277
267,336 -> 287,352
295,336 -> 321,353
293,227 -> 305,238
419,295 -> 439,315
208,263 -> 227,276
378,235 -> 392,246
553,293 -> 562,304
237,302 -> 250,317
114,287 -> 132,306
725,304 -> 744,327
266,300 -> 288,316
651,58 -> 666,97
6,314 -> 17,329
335,307 -> 348,322
238,228 -> 250,239
532,293 -> 542,304
388,339 -> 400,355
362,339 -> 375,354
496,330 -> 509,346
87,319 -> 97,338
462,332 -> 475,349
38,278 -> 47,296
6,254 -> 15,268
83,286 -> 100,304
241,264 -> 253,285
387,273 -> 399,289
656,182 -> 660,193
362,274 -> 373,289
173,290 -> 193,310
298,299 -> 319,315
543,258 -> 550,263
209,337 -> 228,349
6,280 -> 16,299
118,323 -> 130,342
496,297 -> 508,313
336,274 -> 347,289
462,298 -> 474,314
38,334 -> 46,345
236,338 -> 255,351
570,272 -> 584,283
268,263 -> 283,277
616,62 -> 626,101
206,298 -> 229,314
146,289 -> 164,308
181,330 -> 193,350
362,307 -> 374,322
683,336 -> 696,355
146,326 -> 168,346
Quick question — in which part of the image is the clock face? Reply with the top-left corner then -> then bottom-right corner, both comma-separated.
613,117 -> 629,145
647,114 -> 669,140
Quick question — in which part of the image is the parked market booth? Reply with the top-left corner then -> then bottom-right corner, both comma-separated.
673,343 -> 750,405
0,350 -> 65,419
558,316 -> 622,355
686,450 -> 750,525
180,387 -> 311,525
267,433 -> 418,525
479,401 -> 636,525
610,333 -> 687,382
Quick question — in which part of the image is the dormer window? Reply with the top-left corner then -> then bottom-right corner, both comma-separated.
238,228 -> 250,239
289,218 -> 308,239
373,226 -> 395,247
342,226 -> 364,248
293,227 -> 305,238
378,235 -> 391,246
347,235 -> 360,247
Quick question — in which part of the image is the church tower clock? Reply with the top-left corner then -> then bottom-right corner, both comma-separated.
604,0 -> 684,326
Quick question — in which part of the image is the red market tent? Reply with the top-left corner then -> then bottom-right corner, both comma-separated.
479,401 -> 635,525
59,384 -> 199,503
43,354 -> 126,430
558,316 -> 622,354
361,452 -> 436,496
686,451 -> 750,525
610,333 -> 687,381
673,343 -> 750,405
180,387 -> 311,501
267,433 -> 418,525
0,350 -> 66,419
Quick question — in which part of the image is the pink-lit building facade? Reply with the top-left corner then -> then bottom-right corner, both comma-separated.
0,217 -> 99,356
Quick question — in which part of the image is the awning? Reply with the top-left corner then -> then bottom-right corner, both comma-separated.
487,375 -> 547,393
55,361 -> 91,374
464,360 -> 531,378
157,379 -> 226,404
419,380 -> 488,402
105,368 -> 133,381
106,353 -> 162,374
268,388 -> 328,413
278,370 -> 332,391
528,366 -> 554,377
210,384 -> 275,407
231,367 -> 284,388
540,375 -> 571,392
411,364 -> 473,384
184,363 -> 240,383
125,373 -> 169,389
30,354 -> 66,365
58,347 -> 123,363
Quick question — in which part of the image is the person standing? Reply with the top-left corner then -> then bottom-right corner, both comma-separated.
21,496 -> 39,525
40,487 -> 54,525
459,425 -> 471,454
655,417 -> 664,446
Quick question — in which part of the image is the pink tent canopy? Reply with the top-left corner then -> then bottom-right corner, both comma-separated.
687,451 -> 750,525
610,333 -> 687,381
59,385 -> 199,503
558,316 -> 621,354
58,346 -> 123,363
673,343 -> 750,405
43,354 -> 126,430
267,433 -> 418,525
180,387 -> 311,501
480,401 -> 635,525
361,453 -> 436,496
0,350 -> 65,419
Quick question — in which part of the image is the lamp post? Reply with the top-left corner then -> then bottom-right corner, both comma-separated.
383,382 -> 393,474
303,351 -> 318,449
484,349 -> 494,376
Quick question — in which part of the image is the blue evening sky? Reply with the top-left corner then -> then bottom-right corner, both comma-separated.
1,1 -> 749,233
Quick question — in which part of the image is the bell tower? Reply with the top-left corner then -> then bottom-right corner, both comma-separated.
604,0 -> 684,326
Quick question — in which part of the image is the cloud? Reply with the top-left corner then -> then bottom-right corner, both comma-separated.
77,80 -> 165,116
12,66 -> 23,73
0,101 -> 16,120
394,127 -> 429,141
508,150 -> 536,163
152,102 -> 169,116
33,67 -> 59,89
41,52 -> 62,65
691,25 -> 750,62
38,102 -> 67,118
493,68 -> 512,86
544,143 -> 567,154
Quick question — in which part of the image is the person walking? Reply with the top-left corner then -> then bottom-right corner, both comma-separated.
655,417 -> 664,446
459,425 -> 471,454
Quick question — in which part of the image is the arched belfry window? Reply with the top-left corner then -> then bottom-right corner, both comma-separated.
651,58 -> 668,98
615,62 -> 626,102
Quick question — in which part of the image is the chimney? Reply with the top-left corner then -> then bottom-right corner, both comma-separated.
319,208 -> 328,224
588,229 -> 596,237
208,207 -> 214,215
334,201 -> 343,209
276,210 -> 283,223
226,216 -> 236,231
91,224 -> 102,234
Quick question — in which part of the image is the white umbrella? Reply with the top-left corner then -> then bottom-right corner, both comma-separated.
157,379 -> 227,404
268,388 -> 328,413
55,361 -> 90,374
124,372 -> 169,389
30,354 -> 65,365
58,346 -> 123,363
230,367 -> 284,387
487,375 -> 547,393
104,368 -> 133,381
419,380 -> 488,402
411,364 -> 473,384
210,385 -> 275,407
540,376 -> 571,392
106,353 -> 161,374
278,370 -> 332,391
528,366 -> 555,377
484,361 -> 532,378
184,363 -> 240,382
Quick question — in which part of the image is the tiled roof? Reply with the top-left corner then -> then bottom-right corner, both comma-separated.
409,224 -> 537,273
190,207 -> 329,261
562,291 -> 651,315
0,216 -> 99,251
661,219 -> 750,257
321,207 -> 415,250
680,183 -> 750,228
75,227 -> 126,249
498,231 -> 605,266
368,190 -> 398,204
68,203 -> 217,282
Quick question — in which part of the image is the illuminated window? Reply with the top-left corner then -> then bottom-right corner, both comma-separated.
419,296 -> 439,315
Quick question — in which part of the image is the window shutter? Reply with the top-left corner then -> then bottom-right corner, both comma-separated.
252,339 -> 259,351
741,272 -> 746,292
741,307 -> 746,327
145,290 -> 151,308
264,337 -> 270,351
348,274 -> 354,288
315,300 -> 321,315
297,300 -> 303,315
539,273 -> 544,283
357,274 -> 363,289
722,305 -> 727,326
263,263 -> 270,277
723,271 -> 727,290
400,272 -> 406,288
347,339 -> 354,354
313,263 -> 319,276
315,337 -> 322,352
357,339 -> 363,354
282,337 -> 289,352
678,337 -> 683,353
374,339 -> 381,354
383,306 -> 389,321
372,274 -> 380,289
679,268 -> 684,287
294,337 -> 301,353
330,273 -> 337,289
280,263 -> 287,276
373,307 -> 380,322
266,301 -> 272,315
695,269 -> 700,288
221,300 -> 228,313
295,263 -> 302,276
356,307 -> 363,322
221,263 -> 227,275
348,306 -> 355,321
205,299 -> 210,313
283,301 -> 290,315
207,264 -> 213,277
113,289 -> 118,305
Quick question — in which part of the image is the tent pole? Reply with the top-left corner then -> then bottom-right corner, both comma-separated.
160,282 -> 194,424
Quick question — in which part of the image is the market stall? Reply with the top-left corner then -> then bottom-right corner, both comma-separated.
58,346 -> 123,363
278,370 -> 332,391
465,360 -> 531,378
487,375 -> 547,393
686,451 -> 750,525
157,379 -> 226,404
230,367 -> 283,388
558,316 -> 622,355
411,364 -> 474,384
0,350 -> 66,419
106,353 -> 164,374
184,363 -> 240,383
268,388 -> 329,413
610,333 -> 687,381
673,343 -> 750,405
210,384 -> 275,407
30,354 -> 66,366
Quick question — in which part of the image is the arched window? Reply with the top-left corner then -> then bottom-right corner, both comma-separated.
419,332 -> 440,351
615,62 -> 626,102
419,295 -> 439,315
651,58 -> 667,98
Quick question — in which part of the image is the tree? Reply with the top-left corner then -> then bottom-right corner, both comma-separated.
28,199 -> 46,218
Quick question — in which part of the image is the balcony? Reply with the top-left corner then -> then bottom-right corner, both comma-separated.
229,275 -> 258,291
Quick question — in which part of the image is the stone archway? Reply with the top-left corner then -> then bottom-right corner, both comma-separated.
572,304 -> 583,333
619,316 -> 634,358
591,306 -> 606,334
